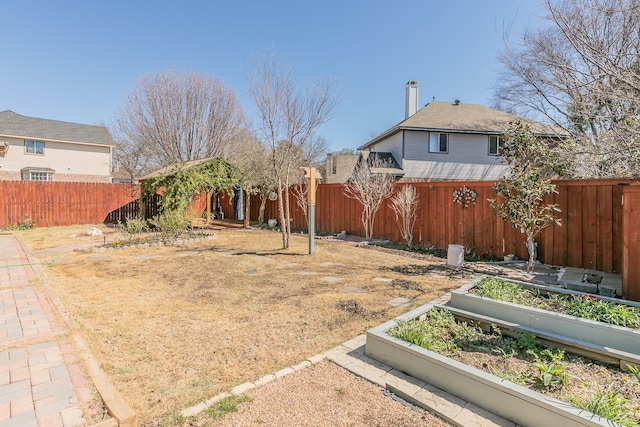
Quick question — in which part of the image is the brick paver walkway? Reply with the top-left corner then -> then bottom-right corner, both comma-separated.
0,235 -> 95,427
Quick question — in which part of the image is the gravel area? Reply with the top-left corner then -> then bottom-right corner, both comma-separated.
202,360 -> 453,427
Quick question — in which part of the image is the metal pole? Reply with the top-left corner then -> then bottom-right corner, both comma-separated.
309,204 -> 315,254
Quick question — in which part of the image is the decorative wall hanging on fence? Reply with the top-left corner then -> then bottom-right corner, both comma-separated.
453,186 -> 477,208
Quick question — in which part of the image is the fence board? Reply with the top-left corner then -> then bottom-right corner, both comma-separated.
596,185 -> 613,272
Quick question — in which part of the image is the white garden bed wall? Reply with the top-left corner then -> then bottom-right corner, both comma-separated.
365,304 -> 614,427
450,276 -> 640,355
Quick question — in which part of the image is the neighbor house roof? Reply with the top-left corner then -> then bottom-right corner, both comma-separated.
360,101 -> 566,150
0,110 -> 113,146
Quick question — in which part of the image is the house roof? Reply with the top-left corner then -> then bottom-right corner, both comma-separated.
360,101 -> 566,150
0,110 -> 113,146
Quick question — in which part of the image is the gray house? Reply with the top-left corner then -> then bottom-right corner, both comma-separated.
353,82 -> 563,181
0,110 -> 114,182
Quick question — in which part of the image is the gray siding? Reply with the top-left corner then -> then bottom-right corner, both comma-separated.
370,133 -> 403,168
369,130 -> 510,180
402,160 -> 508,180
403,131 -> 508,180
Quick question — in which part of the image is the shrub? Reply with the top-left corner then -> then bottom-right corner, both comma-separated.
1,215 -> 36,231
149,210 -> 190,239
116,216 -> 149,240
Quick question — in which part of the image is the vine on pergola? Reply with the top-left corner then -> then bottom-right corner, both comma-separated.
142,158 -> 240,214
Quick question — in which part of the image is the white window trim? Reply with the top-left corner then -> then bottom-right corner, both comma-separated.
28,171 -> 53,181
25,140 -> 45,155
488,135 -> 505,156
429,132 -> 449,154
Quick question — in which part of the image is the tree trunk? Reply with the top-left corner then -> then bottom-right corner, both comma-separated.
526,235 -> 536,273
258,193 -> 267,225
277,179 -> 289,249
243,187 -> 250,228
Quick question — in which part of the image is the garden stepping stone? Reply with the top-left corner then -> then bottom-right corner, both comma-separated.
387,297 -> 414,307
280,262 -> 299,268
252,255 -> 273,262
320,262 -> 342,267
50,258 -> 73,264
134,254 -> 158,260
245,269 -> 258,275
373,277 -> 393,283
177,251 -> 199,257
321,276 -> 341,283
219,253 -> 237,258
88,255 -> 111,261
300,271 -> 318,276
342,286 -> 368,293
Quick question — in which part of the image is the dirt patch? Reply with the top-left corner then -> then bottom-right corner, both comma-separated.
21,227 -> 466,424
335,299 -> 386,318
199,360 -> 453,427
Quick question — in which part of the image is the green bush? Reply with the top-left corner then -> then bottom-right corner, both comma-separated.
149,210 -> 190,239
116,216 -> 149,240
1,215 -> 36,231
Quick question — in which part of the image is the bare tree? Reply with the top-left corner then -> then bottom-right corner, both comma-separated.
249,51 -> 339,248
111,69 -> 249,176
344,154 -> 396,241
292,176 -> 309,229
389,185 -> 419,246
494,0 -> 640,177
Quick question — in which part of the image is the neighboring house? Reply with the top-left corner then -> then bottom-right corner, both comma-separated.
325,153 -> 359,184
350,82 -> 564,181
0,110 -> 113,182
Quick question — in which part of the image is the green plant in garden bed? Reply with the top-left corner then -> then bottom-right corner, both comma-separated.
532,349 -> 569,389
388,307 -> 639,424
571,387 -> 639,427
473,277 -> 640,328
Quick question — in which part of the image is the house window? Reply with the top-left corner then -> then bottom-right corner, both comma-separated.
21,168 -> 54,181
25,140 -> 44,155
429,133 -> 448,153
28,171 -> 53,181
488,136 -> 506,155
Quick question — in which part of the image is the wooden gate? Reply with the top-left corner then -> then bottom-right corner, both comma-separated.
622,184 -> 640,301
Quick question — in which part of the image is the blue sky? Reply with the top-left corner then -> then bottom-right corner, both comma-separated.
0,0 -> 545,152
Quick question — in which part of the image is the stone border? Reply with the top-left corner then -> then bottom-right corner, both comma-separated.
180,353 -> 327,418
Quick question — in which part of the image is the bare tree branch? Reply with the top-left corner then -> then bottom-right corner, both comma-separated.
495,0 -> 640,177
111,70 -> 249,177
248,50 -> 340,248
344,154 -> 396,241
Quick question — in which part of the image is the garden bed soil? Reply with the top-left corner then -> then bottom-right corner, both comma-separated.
369,305 -> 640,426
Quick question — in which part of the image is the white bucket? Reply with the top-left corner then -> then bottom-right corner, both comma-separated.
447,244 -> 464,268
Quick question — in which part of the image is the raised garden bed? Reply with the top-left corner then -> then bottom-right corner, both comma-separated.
450,276 -> 640,355
366,303 -> 640,427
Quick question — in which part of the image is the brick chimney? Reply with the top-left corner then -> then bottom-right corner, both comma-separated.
405,81 -> 419,118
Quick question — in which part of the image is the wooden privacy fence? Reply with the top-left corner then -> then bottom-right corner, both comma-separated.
0,181 -> 140,227
234,179 -> 632,274
103,193 -> 162,224
1,178 -> 633,276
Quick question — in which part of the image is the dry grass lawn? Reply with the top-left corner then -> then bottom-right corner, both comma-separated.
19,226 -> 466,425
